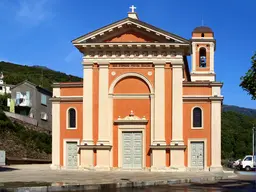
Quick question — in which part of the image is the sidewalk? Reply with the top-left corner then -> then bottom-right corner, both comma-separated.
0,164 -> 237,191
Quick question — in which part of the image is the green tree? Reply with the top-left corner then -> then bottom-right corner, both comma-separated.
240,53 -> 256,100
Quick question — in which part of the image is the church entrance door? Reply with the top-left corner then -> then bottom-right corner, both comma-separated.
122,132 -> 142,169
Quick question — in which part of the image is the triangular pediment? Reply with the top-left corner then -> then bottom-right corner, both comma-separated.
104,29 -> 160,43
72,17 -> 190,44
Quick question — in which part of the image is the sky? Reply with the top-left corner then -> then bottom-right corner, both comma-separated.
0,0 -> 255,109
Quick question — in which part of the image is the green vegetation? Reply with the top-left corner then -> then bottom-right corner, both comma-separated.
0,94 -> 10,111
0,61 -> 82,91
222,111 -> 256,160
240,53 -> 256,100
0,109 -> 51,159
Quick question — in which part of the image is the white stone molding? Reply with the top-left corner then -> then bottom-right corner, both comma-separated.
210,101 -> 222,172
191,106 -> 204,129
111,71 -> 116,76
73,19 -> 188,44
53,87 -> 60,97
117,127 -> 146,169
109,72 -> 153,94
113,94 -> 151,99
98,63 -> 110,145
187,138 -> 208,171
210,42 -> 215,72
153,62 -> 165,145
63,139 -> 80,169
114,110 -> 148,124
192,43 -> 196,73
171,64 -> 184,145
83,48 -> 183,60
82,64 -> 94,145
66,107 -> 78,130
50,101 -> 60,170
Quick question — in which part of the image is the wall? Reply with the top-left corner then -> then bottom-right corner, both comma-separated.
4,111 -> 38,126
36,88 -> 52,129
183,102 -> 211,167
59,102 -> 83,166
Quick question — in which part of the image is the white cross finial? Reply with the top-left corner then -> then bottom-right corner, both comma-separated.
129,5 -> 136,13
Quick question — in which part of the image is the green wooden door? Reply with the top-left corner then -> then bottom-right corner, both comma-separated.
122,132 -> 142,169
66,142 -> 78,168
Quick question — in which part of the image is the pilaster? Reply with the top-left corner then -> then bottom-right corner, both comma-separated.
151,62 -> 166,170
210,100 -> 223,172
83,63 -> 94,145
192,42 -> 196,73
210,42 -> 215,73
170,61 -> 185,170
153,62 -> 165,145
97,63 -> 111,169
171,63 -> 184,145
50,100 -> 60,170
97,63 -> 110,145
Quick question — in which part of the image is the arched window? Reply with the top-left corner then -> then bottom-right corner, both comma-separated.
199,48 -> 206,68
68,108 -> 76,128
193,107 -> 202,128
201,33 -> 205,37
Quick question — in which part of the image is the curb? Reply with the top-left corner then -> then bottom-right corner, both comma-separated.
1,174 -> 236,192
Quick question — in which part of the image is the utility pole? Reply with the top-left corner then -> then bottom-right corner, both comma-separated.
253,124 -> 255,157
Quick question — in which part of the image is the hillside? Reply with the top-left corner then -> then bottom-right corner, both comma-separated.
0,61 -> 82,91
222,104 -> 256,118
0,110 -> 51,160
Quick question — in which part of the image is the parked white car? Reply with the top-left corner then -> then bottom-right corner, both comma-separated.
240,155 -> 256,171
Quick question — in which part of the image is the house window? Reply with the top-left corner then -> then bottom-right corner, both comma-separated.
193,107 -> 202,128
68,108 -> 76,128
199,47 -> 207,68
41,94 -> 47,105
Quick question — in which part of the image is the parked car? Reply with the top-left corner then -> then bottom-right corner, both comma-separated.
239,155 -> 256,171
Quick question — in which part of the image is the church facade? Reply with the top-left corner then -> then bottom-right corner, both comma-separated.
51,8 -> 223,172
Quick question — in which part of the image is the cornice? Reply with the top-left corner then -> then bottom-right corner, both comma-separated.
183,96 -> 224,101
183,81 -> 223,87
50,97 -> 83,102
52,83 -> 83,88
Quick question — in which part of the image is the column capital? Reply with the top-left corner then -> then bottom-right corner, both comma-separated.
98,62 -> 109,68
172,64 -> 183,68
153,61 -> 165,68
83,62 -> 93,68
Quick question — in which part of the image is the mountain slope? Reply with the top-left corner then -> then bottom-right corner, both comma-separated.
0,61 -> 82,91
222,104 -> 256,118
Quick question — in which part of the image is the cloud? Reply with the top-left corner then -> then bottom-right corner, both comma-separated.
16,0 -> 54,26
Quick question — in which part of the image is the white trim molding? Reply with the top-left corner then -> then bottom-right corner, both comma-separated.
50,101 -> 60,170
191,106 -> 204,129
98,63 -> 110,145
153,62 -> 165,145
210,100 -> 223,172
82,64 -> 94,145
118,127 -> 146,170
66,107 -> 78,130
187,138 -> 208,171
109,72 -> 153,94
63,139 -> 80,169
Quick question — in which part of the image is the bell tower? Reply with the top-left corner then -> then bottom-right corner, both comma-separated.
190,26 -> 216,81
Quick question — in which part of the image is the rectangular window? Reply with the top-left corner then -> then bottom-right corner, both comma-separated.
41,94 -> 47,106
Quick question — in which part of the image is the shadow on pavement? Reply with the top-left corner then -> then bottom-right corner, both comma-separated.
0,166 -> 19,172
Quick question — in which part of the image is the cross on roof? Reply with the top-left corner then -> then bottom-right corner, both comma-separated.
129,5 -> 136,13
